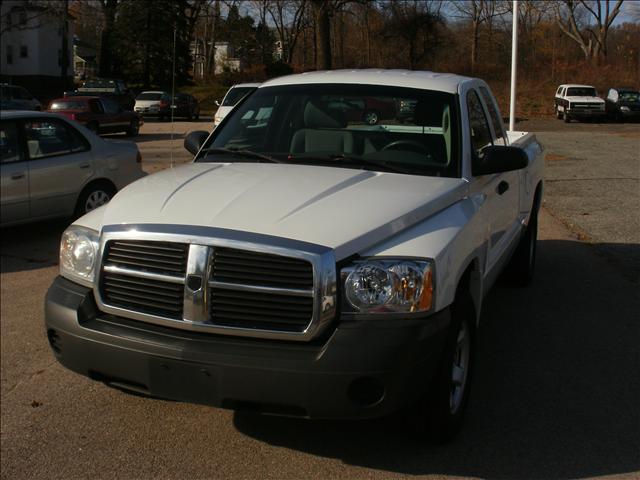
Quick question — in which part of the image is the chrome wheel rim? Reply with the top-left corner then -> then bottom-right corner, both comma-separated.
450,320 -> 471,414
365,112 -> 378,125
85,190 -> 110,212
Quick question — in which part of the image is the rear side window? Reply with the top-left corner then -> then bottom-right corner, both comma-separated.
89,99 -> 104,113
467,90 -> 493,158
102,99 -> 121,114
479,86 -> 506,145
0,121 -> 23,164
23,119 -> 89,159
49,100 -> 88,110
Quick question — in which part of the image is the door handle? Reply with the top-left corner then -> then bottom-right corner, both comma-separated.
497,180 -> 509,195
10,172 -> 26,180
79,163 -> 90,169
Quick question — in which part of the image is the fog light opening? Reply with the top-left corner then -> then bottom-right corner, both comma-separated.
347,377 -> 385,408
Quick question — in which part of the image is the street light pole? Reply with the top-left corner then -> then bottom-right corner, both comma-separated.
509,0 -> 518,131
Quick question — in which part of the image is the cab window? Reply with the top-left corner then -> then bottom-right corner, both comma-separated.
479,86 -> 506,145
467,90 -> 493,158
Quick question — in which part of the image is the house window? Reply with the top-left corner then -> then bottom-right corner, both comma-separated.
6,45 -> 13,65
19,11 -> 27,26
20,46 -> 28,58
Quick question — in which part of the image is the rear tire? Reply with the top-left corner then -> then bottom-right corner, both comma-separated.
407,291 -> 475,444
74,182 -> 116,218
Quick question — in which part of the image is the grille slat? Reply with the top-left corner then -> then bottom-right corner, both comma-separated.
104,240 -> 188,276
212,247 -> 313,289
101,241 -> 187,319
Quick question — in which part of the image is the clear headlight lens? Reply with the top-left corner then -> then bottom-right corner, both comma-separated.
620,106 -> 630,112
342,259 -> 434,315
59,226 -> 100,287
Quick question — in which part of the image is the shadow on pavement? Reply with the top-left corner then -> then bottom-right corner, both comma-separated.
233,238 -> 640,479
0,219 -> 68,273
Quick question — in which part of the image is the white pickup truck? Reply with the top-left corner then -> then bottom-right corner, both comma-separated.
45,70 -> 543,442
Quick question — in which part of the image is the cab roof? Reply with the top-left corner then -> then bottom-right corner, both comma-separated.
261,69 -> 473,94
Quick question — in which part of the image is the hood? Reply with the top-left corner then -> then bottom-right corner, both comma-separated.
100,163 -> 467,259
566,96 -> 604,103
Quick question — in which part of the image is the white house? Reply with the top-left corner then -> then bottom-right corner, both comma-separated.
0,0 -> 74,81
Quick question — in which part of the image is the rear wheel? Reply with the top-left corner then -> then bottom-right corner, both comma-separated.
75,182 -> 116,217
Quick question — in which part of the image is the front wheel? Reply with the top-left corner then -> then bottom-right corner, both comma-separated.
408,294 -> 475,443
564,114 -> 571,123
555,106 -> 562,119
126,119 -> 139,136
507,208 -> 538,285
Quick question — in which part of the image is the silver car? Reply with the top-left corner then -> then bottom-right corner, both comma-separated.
1,111 -> 146,226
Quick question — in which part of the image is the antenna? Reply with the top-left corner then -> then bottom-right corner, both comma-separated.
170,25 -> 177,168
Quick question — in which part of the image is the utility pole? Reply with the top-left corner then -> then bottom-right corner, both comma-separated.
509,0 -> 518,131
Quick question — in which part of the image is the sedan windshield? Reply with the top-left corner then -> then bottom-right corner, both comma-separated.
200,84 -> 460,177
136,93 -> 164,101
222,87 -> 256,106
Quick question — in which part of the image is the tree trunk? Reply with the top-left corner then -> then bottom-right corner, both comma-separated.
98,0 -> 118,77
312,0 -> 331,70
471,19 -> 478,74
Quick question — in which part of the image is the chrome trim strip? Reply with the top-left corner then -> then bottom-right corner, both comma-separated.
209,280 -> 314,297
183,245 -> 211,323
102,264 -> 185,285
95,225 -> 337,342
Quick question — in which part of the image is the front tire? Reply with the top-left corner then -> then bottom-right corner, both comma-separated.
564,113 -> 571,123
408,293 -> 475,444
508,207 -> 538,285
555,106 -> 562,119
126,119 -> 139,136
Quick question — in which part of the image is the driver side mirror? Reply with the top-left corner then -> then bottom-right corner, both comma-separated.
184,130 -> 209,155
473,145 -> 528,176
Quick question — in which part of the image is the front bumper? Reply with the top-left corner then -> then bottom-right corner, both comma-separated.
45,277 -> 449,419
566,109 -> 606,118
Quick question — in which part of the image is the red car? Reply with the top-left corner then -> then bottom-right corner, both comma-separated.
46,96 -> 143,136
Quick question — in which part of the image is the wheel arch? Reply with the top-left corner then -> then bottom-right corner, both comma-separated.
455,258 -> 482,327
75,178 -> 117,212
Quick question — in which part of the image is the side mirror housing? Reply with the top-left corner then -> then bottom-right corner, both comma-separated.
184,130 -> 209,155
473,145 -> 528,176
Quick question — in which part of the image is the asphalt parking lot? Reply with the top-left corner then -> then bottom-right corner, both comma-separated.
1,119 -> 639,479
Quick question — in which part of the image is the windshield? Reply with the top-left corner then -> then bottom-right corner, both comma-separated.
200,84 -> 460,177
137,93 -> 164,101
82,80 -> 115,89
567,87 -> 597,97
222,87 -> 256,106
619,91 -> 640,102
49,100 -> 87,110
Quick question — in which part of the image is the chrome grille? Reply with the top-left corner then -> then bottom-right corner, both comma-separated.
95,225 -> 336,341
101,273 -> 184,319
211,247 -> 313,289
210,288 -> 313,332
104,240 -> 188,276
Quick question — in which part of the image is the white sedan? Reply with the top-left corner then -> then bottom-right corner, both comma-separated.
0,111 -> 146,227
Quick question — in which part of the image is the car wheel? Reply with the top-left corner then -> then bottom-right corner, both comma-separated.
87,122 -> 100,134
363,110 -> 379,125
126,119 -> 140,136
563,114 -> 570,123
408,292 -> 475,444
555,106 -> 562,119
508,206 -> 538,285
75,182 -> 116,217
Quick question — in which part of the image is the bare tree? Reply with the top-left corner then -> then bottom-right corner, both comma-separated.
0,0 -> 67,36
555,0 -> 624,61
265,0 -> 308,64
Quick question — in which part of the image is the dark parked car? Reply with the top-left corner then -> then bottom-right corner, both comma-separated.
0,84 -> 42,111
47,96 -> 143,136
172,93 -> 200,120
605,88 -> 640,121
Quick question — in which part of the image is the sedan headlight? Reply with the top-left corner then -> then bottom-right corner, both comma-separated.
59,226 -> 100,287
620,106 -> 630,112
341,259 -> 434,315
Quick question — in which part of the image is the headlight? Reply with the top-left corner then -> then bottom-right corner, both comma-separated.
59,226 -> 100,287
620,106 -> 630,112
341,259 -> 434,315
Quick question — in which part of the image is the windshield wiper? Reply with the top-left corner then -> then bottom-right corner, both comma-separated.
202,147 -> 284,163
324,153 -> 414,174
